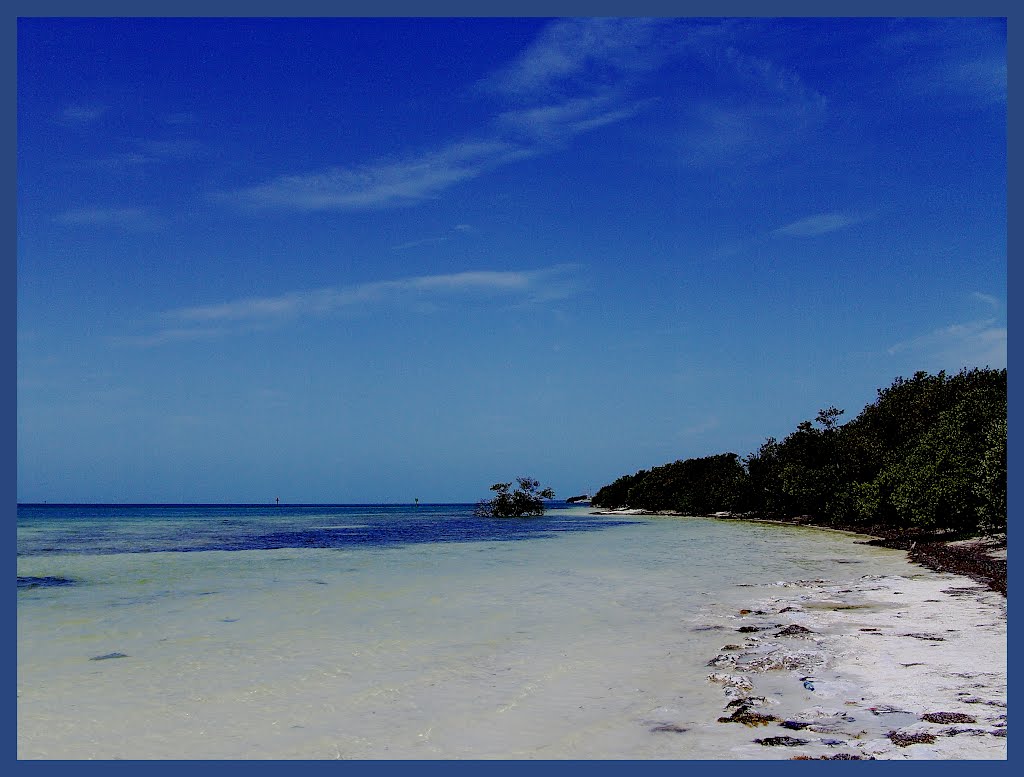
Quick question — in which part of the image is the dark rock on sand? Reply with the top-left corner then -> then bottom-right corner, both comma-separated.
707,653 -> 738,667
738,652 -> 819,673
90,652 -> 128,661
780,720 -> 812,730
755,736 -> 809,747
921,712 -> 977,724
870,704 -> 912,715
864,533 -> 1006,596
775,624 -> 814,637
887,730 -> 938,747
650,724 -> 689,733
718,704 -> 778,726
726,696 -> 769,708
793,753 -> 874,760
942,728 -> 990,737
962,698 -> 1006,707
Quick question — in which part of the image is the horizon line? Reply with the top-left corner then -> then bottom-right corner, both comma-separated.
15,500 -> 574,507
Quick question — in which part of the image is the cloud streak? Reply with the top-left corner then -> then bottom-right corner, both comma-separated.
497,94 -> 653,141
110,327 -> 233,348
119,266 -> 579,346
482,17 -> 677,98
61,104 -> 107,124
170,268 -> 564,322
215,18 -> 836,214
971,292 -> 1001,311
774,212 -> 863,237
218,19 -> 687,213
875,19 -> 1006,107
219,140 -> 533,211
391,236 -> 449,252
674,36 -> 829,167
55,207 -> 157,230
887,318 -> 1006,371
392,223 -> 475,251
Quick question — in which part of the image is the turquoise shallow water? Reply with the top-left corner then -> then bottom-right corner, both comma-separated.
17,503 -> 925,759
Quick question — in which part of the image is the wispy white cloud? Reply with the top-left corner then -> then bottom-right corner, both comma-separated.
217,18 -> 828,214
221,90 -> 648,212
169,269 -> 549,323
220,19 -> 684,213
392,223 -> 475,251
483,17 -> 676,98
680,416 -> 720,437
887,318 -> 1006,371
119,266 -> 579,346
60,104 -> 107,124
55,207 -> 157,230
219,139 -> 532,211
679,102 -> 808,166
497,94 -> 652,141
971,291 -> 1001,311
677,55 -> 827,168
875,19 -> 1005,107
902,54 -> 1007,107
723,46 -> 827,109
391,236 -> 449,252
948,56 -> 1006,106
73,139 -> 203,173
110,326 -> 233,348
773,212 -> 863,237
74,151 -> 155,171
162,112 -> 196,126
668,25 -> 832,168
132,138 -> 203,159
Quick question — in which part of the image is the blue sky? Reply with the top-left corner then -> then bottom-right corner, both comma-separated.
17,17 -> 1006,503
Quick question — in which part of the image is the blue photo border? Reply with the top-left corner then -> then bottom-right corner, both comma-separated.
6,1 -> 1015,774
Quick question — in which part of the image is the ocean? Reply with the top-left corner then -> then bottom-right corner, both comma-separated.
17,502 -> 929,759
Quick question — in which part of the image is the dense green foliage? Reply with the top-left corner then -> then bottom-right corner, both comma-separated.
594,453 -> 748,515
475,477 -> 555,517
592,369 -> 1007,535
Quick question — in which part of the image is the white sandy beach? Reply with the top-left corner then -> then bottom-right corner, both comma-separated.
590,508 -> 1007,759
698,552 -> 1007,759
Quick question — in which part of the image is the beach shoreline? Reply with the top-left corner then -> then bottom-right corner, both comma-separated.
593,507 -> 1008,759
591,507 -> 1008,596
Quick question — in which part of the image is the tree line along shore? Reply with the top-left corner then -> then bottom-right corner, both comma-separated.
591,368 -> 1007,594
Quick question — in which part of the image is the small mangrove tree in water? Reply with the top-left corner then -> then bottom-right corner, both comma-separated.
475,477 -> 555,517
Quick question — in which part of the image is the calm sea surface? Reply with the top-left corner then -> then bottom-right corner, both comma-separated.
18,502 -> 924,759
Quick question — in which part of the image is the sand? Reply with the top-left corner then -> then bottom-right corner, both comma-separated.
702,569 -> 1007,759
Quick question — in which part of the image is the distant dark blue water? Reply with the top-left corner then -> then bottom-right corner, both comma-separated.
16,503 -> 633,557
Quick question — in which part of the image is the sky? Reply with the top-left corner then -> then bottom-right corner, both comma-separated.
16,17 -> 1006,504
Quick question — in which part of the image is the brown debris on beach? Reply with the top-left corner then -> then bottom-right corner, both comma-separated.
700,567 -> 1006,759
